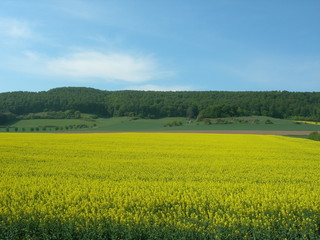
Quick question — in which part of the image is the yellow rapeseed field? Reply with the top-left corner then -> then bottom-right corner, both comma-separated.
0,133 -> 319,239
296,120 -> 319,125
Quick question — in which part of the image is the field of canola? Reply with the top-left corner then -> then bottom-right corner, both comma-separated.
296,121 -> 319,125
0,133 -> 320,239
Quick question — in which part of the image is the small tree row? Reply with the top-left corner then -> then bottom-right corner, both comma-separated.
4,124 -> 97,132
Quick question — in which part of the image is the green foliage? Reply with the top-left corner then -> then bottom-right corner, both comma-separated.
3,116 -> 320,133
0,112 -> 17,125
265,119 -> 274,124
20,110 -> 81,120
254,119 -> 260,124
200,104 -> 242,118
214,118 -> 232,124
0,87 -> 320,121
186,105 -> 199,118
204,118 -> 212,125
164,120 -> 183,127
308,132 -> 320,141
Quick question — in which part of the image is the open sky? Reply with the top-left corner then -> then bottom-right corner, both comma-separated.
0,0 -> 319,92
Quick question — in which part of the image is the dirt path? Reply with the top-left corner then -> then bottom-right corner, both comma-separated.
58,130 -> 316,135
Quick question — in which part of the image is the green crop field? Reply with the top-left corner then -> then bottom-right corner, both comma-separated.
1,116 -> 320,133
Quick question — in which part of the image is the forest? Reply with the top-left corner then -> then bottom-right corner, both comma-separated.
0,87 -> 319,124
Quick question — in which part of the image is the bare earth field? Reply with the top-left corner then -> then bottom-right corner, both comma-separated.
61,130 -> 317,135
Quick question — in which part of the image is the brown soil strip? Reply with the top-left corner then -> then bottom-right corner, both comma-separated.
55,130 -> 316,135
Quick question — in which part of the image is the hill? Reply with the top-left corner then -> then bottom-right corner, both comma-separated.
0,87 -> 320,125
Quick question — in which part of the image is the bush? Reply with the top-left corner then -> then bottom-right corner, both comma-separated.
215,119 -> 232,124
20,110 -> 82,120
164,121 -> 183,127
204,118 -> 212,125
308,132 -> 320,141
130,117 -> 139,121
265,119 -> 274,124
254,119 -> 260,124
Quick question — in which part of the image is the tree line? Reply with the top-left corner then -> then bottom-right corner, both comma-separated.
0,87 -> 319,124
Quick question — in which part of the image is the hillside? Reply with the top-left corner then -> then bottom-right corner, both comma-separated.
1,87 -> 320,124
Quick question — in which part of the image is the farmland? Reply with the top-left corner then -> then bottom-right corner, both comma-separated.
1,116 -> 320,133
0,133 -> 319,239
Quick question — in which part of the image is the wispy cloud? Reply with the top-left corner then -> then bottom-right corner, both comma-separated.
12,50 -> 172,84
128,84 -> 193,91
0,18 -> 34,39
45,51 -> 164,83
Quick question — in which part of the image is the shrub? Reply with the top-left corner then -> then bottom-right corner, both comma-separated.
204,118 -> 212,125
164,121 -> 183,127
308,132 -> 320,141
254,119 -> 260,124
130,117 -> 139,121
265,119 -> 274,124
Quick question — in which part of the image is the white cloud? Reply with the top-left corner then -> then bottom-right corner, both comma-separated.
12,50 -> 172,84
0,18 -> 34,39
45,51 -> 162,83
128,84 -> 193,91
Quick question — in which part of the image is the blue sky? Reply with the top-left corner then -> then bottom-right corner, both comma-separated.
0,0 -> 319,92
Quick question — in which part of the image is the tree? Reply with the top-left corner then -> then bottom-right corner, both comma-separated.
0,88 -> 319,121
186,105 -> 199,119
